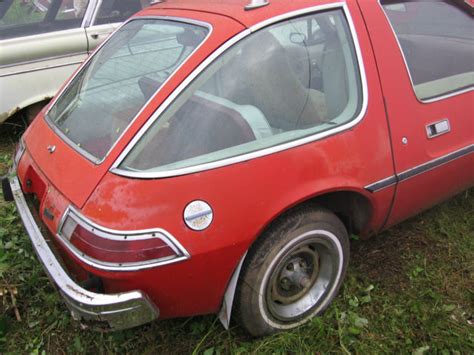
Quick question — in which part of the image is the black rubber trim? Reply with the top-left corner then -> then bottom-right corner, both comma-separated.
398,145 -> 474,182
366,144 -> 474,193
365,175 -> 397,193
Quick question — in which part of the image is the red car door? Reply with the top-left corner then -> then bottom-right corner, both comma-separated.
358,0 -> 474,226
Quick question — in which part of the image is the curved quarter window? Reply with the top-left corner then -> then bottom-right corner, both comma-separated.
120,9 -> 362,173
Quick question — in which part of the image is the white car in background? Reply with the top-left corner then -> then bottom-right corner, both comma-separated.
0,0 -> 153,123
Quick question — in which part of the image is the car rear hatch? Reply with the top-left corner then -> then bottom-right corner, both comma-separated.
21,9 -> 245,209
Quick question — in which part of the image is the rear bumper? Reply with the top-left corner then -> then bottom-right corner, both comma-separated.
8,175 -> 159,331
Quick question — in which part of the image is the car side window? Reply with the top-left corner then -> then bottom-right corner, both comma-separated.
0,0 -> 89,40
381,0 -> 474,101
94,0 -> 152,25
120,9 -> 363,173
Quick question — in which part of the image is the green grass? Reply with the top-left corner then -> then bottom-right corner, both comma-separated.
0,125 -> 472,354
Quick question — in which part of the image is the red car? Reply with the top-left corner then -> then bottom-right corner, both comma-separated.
2,0 -> 473,336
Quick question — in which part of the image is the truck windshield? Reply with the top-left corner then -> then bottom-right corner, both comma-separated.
46,18 -> 208,162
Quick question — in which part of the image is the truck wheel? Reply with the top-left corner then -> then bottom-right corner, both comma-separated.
236,207 -> 349,337
25,101 -> 48,124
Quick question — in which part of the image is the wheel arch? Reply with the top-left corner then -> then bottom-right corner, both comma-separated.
218,187 -> 374,328
1,96 -> 52,124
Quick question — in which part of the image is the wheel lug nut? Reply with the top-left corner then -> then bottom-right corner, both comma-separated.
280,277 -> 291,290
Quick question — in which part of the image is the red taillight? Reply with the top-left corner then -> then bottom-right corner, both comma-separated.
58,209 -> 189,270
70,224 -> 176,264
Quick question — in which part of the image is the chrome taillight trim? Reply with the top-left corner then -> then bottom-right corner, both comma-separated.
111,2 -> 369,179
57,206 -> 190,272
13,138 -> 26,170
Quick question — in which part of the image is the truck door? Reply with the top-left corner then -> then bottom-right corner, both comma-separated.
358,0 -> 474,226
86,0 -> 153,52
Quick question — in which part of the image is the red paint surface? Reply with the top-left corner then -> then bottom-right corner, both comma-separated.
16,0 -> 473,320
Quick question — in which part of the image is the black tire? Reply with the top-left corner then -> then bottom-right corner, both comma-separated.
235,206 -> 350,337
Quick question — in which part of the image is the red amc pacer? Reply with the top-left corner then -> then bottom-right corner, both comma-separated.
2,0 -> 473,337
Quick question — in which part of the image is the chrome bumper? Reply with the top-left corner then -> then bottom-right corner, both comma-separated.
8,175 -> 159,331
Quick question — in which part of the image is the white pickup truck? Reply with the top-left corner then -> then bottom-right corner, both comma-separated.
0,0 -> 152,123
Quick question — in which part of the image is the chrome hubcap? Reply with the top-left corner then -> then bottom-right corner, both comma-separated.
265,234 -> 341,323
272,246 -> 319,305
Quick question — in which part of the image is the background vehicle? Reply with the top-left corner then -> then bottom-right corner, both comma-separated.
3,0 -> 473,337
0,0 -> 153,124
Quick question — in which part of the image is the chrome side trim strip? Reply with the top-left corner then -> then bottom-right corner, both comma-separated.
365,144 -> 474,192
397,144 -> 474,182
0,60 -> 84,78
0,51 -> 88,71
377,1 -> 473,104
365,175 -> 397,193
44,16 -> 213,165
111,2 -> 369,179
56,206 -> 191,272
9,175 -> 159,330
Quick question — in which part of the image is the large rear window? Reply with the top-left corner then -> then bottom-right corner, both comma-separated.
46,18 -> 209,162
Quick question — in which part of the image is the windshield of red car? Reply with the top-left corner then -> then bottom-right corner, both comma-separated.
46,18 -> 209,162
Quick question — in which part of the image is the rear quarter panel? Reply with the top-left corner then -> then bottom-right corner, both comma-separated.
78,0 -> 396,318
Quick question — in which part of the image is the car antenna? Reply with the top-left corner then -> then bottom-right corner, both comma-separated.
245,0 -> 270,11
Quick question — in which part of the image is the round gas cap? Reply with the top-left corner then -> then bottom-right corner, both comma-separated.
184,200 -> 213,231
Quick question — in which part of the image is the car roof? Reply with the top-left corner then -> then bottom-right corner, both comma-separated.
141,0 -> 346,28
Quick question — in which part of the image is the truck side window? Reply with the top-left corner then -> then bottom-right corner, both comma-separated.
94,0 -> 152,25
0,0 -> 89,39
381,0 -> 474,100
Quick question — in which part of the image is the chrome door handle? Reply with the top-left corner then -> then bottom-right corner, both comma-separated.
426,119 -> 450,138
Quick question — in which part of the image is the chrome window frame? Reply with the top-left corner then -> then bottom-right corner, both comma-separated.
44,16 -> 213,164
86,0 -> 102,27
378,0 -> 474,104
82,0 -> 100,28
57,206 -> 191,272
0,52 -> 86,77
111,2 -> 369,179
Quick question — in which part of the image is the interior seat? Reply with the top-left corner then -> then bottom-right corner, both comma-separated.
218,31 -> 326,131
321,30 -> 349,119
127,92 -> 259,170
